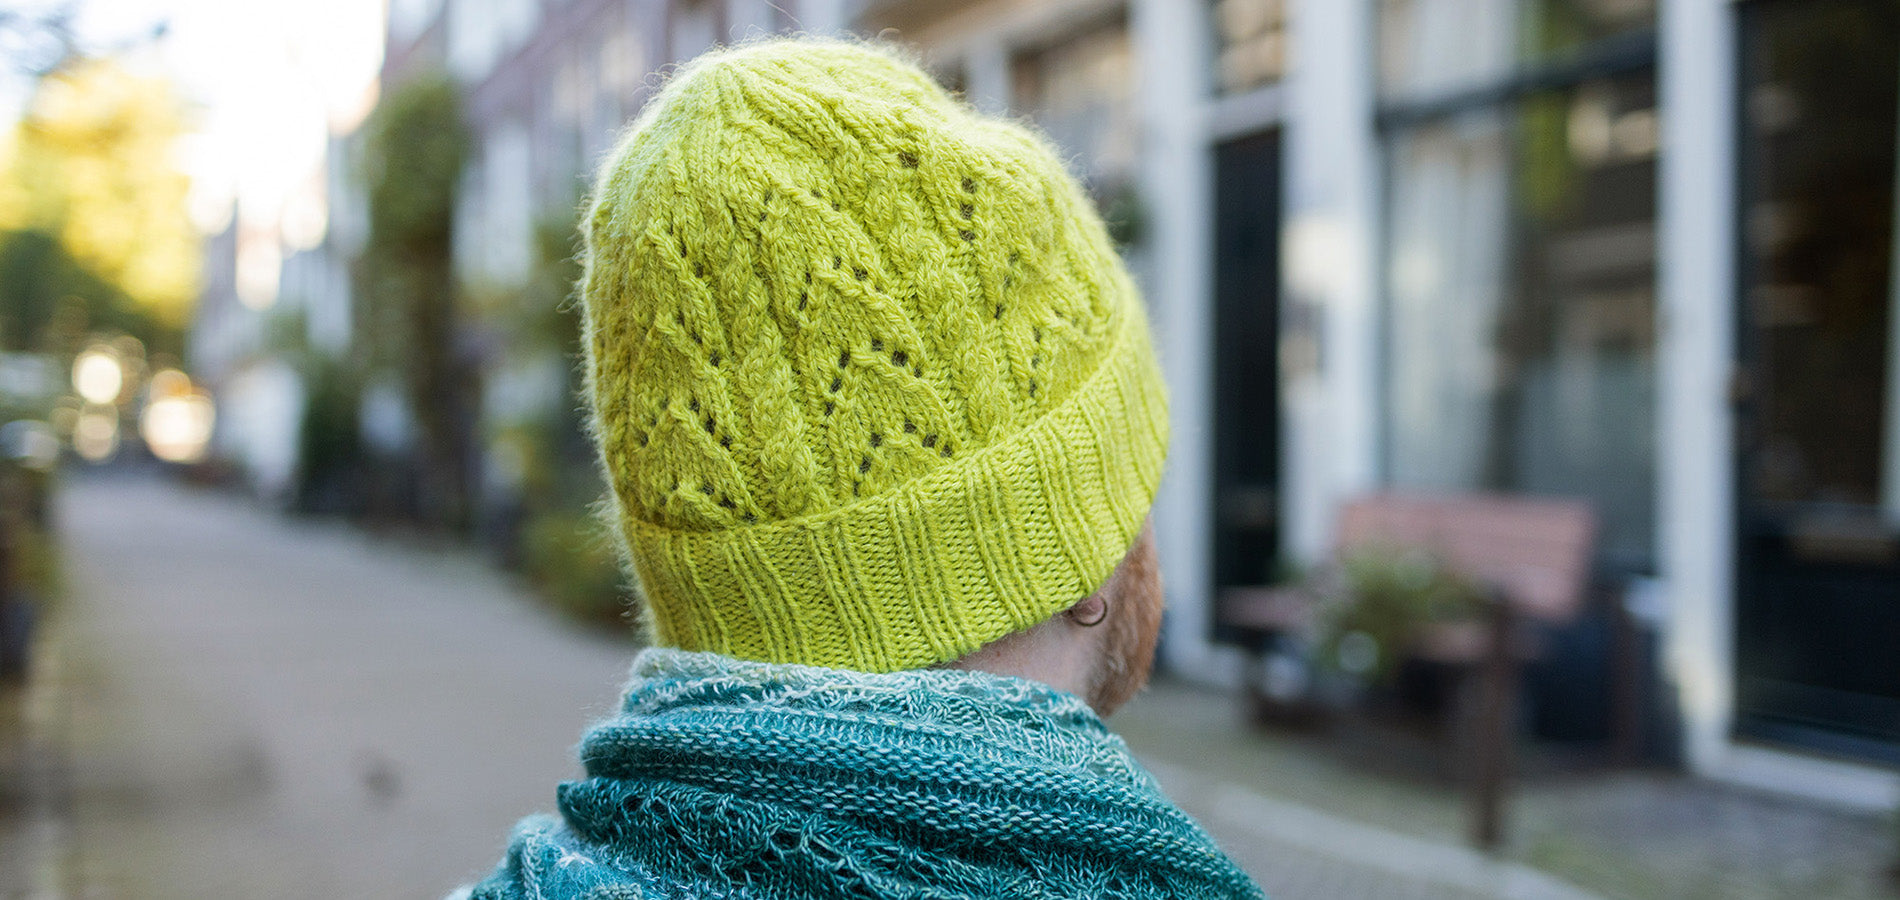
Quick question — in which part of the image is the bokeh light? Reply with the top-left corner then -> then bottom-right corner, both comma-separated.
72,408 -> 120,461
139,369 -> 215,464
72,347 -> 124,406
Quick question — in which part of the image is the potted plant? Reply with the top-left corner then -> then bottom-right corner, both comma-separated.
1312,544 -> 1486,692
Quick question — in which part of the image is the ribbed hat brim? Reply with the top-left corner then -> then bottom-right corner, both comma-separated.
625,306 -> 1169,673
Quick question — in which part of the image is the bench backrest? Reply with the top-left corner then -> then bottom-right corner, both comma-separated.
1335,494 -> 1597,623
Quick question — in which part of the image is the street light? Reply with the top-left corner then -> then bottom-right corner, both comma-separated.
72,347 -> 123,406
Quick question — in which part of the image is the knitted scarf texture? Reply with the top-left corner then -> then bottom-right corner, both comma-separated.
464,648 -> 1263,899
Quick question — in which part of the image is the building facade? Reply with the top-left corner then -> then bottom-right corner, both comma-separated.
348,0 -> 1900,803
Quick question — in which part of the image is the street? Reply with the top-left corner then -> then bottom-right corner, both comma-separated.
3,475 -> 1885,899
6,475 -> 633,897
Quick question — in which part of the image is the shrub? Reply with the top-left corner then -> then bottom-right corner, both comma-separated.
519,510 -> 633,633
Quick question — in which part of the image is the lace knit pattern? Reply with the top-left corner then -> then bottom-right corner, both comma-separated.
465,649 -> 1264,900
580,38 -> 1170,673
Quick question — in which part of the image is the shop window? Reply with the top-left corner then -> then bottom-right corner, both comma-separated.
1733,0 -> 1900,758
1739,2 -> 1900,517
1378,5 -> 1657,571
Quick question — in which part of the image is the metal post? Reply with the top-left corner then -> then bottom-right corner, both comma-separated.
1469,589 -> 1517,851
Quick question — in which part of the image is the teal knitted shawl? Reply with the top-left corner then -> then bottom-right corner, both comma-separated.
465,649 -> 1263,899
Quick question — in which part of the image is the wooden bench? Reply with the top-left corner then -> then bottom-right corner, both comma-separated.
1220,492 -> 1597,848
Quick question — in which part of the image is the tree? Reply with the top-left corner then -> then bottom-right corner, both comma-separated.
0,228 -> 157,357
353,72 -> 472,529
0,58 -> 199,354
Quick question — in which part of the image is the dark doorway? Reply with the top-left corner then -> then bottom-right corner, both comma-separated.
1210,130 -> 1282,641
1734,0 -> 1900,762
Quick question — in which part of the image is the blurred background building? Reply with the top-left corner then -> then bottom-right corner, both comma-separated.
178,0 -> 1899,811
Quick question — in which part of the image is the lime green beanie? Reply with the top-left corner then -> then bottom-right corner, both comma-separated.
580,37 -> 1169,673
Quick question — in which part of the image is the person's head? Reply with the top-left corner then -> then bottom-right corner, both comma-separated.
944,519 -> 1163,714
579,37 -> 1168,713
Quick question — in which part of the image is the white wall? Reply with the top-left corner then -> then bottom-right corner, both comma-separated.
1132,0 -> 1235,685
1657,0 -> 1738,778
1280,0 -> 1381,566
217,359 -> 307,505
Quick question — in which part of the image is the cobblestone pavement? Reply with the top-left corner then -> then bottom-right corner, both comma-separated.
2,475 -> 1894,899
1511,772 -> 1897,900
1116,664 -> 1897,900
1118,682 -> 1601,900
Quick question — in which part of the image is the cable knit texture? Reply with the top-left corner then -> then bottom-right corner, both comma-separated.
464,649 -> 1263,900
581,38 -> 1170,672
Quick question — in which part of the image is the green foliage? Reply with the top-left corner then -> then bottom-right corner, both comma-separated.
0,59 -> 199,334
360,74 -> 468,264
0,460 -> 59,599
355,71 -> 467,373
519,509 -> 631,631
1314,546 -> 1486,684
10,503 -> 59,600
1518,91 -> 1577,221
294,355 -> 363,515
0,459 -> 58,683
0,228 -> 149,354
485,216 -> 631,631
353,71 -> 471,528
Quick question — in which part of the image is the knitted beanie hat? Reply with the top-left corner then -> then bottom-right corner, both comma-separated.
581,37 -> 1168,673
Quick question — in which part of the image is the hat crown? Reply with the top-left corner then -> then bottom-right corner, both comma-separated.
583,39 -> 1131,534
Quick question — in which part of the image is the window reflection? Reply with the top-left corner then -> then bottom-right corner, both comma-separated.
1739,1 -> 1900,515
1380,5 -> 1657,571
